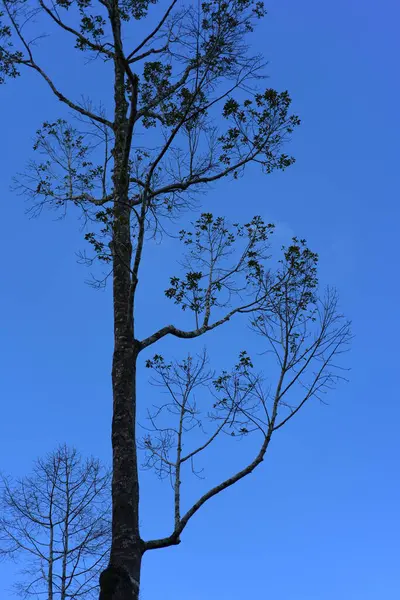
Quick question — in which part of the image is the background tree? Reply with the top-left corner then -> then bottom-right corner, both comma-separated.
0,0 -> 350,599
0,445 -> 111,600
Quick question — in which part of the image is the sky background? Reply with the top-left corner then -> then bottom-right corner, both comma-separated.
1,0 -> 400,598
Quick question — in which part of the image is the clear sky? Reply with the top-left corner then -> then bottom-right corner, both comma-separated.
1,0 -> 399,598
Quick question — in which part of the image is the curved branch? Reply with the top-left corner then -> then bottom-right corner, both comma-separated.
138,298 -> 260,350
2,2 -> 113,128
21,57 -> 113,129
38,0 -> 115,59
143,432 -> 271,551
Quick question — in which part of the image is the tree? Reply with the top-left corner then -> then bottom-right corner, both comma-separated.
0,445 -> 111,600
0,0 -> 351,598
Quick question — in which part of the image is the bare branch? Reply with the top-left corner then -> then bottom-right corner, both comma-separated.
38,0 -> 115,59
126,0 -> 179,61
138,298 -> 259,350
1,0 -> 113,128
143,432 -> 271,551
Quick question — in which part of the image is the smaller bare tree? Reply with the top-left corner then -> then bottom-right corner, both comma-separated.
0,445 -> 111,600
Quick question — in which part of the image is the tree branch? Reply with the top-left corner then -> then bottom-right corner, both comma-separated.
2,2 -> 113,128
138,299 -> 260,350
146,149 -> 258,200
38,0 -> 115,59
126,0 -> 179,61
143,431 -> 271,551
20,57 -> 114,129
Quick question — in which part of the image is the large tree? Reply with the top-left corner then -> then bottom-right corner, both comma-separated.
0,1 -> 350,599
0,445 -> 111,599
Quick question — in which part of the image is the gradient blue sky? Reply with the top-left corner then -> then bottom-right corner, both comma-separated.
1,0 -> 399,598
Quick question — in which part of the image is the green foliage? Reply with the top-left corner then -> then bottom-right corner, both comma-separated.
200,0 -> 266,73
0,0 -> 302,285
211,350 -> 259,436
145,348 -> 262,443
165,213 -> 274,321
30,119 -> 103,200
0,10 -> 22,82
119,0 -> 158,21
219,89 -> 300,172
251,238 -> 321,367
1,0 -> 301,254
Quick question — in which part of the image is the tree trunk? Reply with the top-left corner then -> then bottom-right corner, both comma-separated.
48,524 -> 54,600
101,347 -> 143,600
99,40 -> 143,599
60,506 -> 69,600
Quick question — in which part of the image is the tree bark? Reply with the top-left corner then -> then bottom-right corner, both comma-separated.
103,345 -> 142,600
99,19 -> 143,595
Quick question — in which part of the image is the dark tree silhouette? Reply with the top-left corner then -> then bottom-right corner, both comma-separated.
0,1 -> 350,598
0,445 -> 111,599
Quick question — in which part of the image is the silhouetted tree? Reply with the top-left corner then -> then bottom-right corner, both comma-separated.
0,445 -> 111,599
0,1 -> 350,598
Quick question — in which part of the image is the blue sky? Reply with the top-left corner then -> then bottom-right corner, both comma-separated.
1,0 -> 400,598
